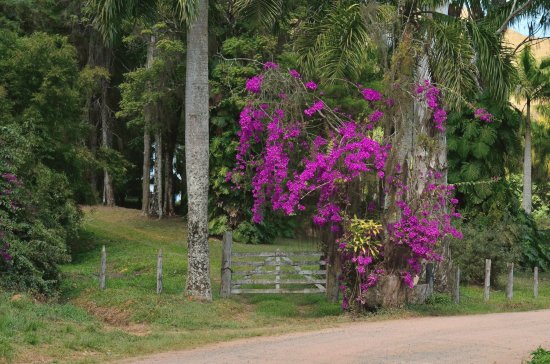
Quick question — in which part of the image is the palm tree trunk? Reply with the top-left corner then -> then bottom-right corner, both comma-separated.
142,35 -> 156,215
184,0 -> 212,300
522,97 -> 532,214
370,41 -> 447,307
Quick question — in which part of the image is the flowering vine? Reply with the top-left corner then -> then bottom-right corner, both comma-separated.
230,64 -> 390,230
416,80 -> 447,131
230,63 -> 492,310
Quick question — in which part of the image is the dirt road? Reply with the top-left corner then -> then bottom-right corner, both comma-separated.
121,310 -> 550,363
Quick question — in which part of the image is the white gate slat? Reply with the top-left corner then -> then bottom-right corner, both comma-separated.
282,256 -> 326,292
229,250 -> 326,295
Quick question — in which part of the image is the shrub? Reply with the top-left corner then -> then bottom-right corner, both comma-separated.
451,211 -> 522,286
530,347 -> 550,364
0,128 -> 81,295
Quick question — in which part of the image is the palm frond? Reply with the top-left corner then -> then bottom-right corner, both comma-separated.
424,15 -> 478,107
233,0 -> 284,29
294,1 -> 388,80
176,0 -> 200,24
466,19 -> 517,103
515,45 -> 550,102
86,0 -> 155,44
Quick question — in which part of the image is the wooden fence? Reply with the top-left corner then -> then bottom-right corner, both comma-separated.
96,241 -> 542,303
220,232 -> 326,297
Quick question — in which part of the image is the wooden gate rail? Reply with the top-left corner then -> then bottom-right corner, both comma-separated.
220,232 -> 326,297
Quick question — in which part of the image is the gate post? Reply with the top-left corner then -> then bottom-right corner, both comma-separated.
221,231 -> 233,298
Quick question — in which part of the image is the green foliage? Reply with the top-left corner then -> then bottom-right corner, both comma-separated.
294,0 -> 381,80
447,99 -> 521,211
0,30 -> 84,295
530,348 -> 550,364
234,220 -> 277,245
518,213 -> 550,271
0,126 -> 81,295
452,206 -> 550,286
96,146 -> 133,188
425,292 -> 452,305
0,29 -> 96,202
451,211 -> 522,286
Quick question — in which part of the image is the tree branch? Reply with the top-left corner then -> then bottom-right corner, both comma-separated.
496,0 -> 534,35
512,35 -> 550,55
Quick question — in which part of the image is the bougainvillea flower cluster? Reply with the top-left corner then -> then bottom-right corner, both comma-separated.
388,174 -> 463,289
416,80 -> 447,131
474,108 -> 493,123
231,63 -> 469,310
245,75 -> 264,94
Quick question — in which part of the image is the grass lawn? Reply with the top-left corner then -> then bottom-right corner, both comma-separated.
1,206 -> 550,363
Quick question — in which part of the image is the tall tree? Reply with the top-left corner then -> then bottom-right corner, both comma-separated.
515,46 -> 550,214
100,49 -> 116,207
184,0 -> 212,300
142,34 -> 156,215
89,0 -> 213,299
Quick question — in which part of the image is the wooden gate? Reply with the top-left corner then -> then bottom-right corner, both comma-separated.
220,232 -> 326,297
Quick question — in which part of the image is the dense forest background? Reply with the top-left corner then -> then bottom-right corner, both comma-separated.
0,0 -> 549,296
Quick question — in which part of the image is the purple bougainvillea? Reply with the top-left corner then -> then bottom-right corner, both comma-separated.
230,67 -> 491,309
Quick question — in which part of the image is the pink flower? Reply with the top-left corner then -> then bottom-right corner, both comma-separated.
368,110 -> 384,123
304,100 -> 324,117
263,61 -> 279,70
289,69 -> 301,78
474,108 -> 493,123
361,88 -> 382,102
245,75 -> 263,94
305,81 -> 318,90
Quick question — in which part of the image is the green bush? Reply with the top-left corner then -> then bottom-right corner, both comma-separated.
0,128 -> 81,295
452,209 -> 550,286
425,293 -> 452,305
530,347 -> 550,364
451,212 -> 521,286
234,220 -> 277,244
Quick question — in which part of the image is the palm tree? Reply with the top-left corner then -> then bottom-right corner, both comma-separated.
183,0 -> 212,300
515,46 -> 550,214
89,0 -> 213,300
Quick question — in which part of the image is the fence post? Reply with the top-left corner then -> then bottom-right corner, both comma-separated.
221,231 -> 233,298
484,259 -> 491,302
506,262 -> 514,301
156,249 -> 163,294
99,245 -> 106,290
426,263 -> 434,295
534,266 -> 539,299
453,267 -> 460,304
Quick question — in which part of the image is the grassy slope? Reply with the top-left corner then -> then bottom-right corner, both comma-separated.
1,206 -> 550,363
1,207 -> 345,364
